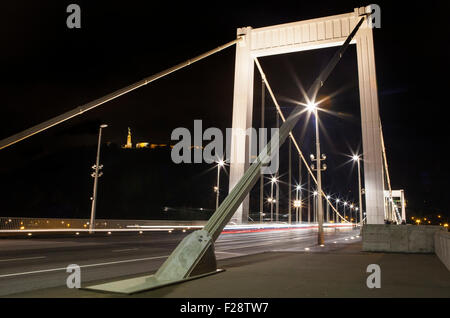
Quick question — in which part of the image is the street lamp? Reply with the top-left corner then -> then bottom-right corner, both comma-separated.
313,190 -> 318,223
270,176 -> 277,222
295,185 -> 301,223
89,124 -> 108,234
335,198 -> 340,223
355,207 -> 359,224
326,195 -> 331,223
353,154 -> 363,226
350,203 -> 354,224
308,101 -> 325,245
343,201 -> 348,222
215,159 -> 225,210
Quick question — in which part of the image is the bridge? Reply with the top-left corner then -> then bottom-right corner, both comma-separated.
0,4 -> 449,299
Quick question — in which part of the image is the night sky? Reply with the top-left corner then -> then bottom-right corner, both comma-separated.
0,1 -> 449,221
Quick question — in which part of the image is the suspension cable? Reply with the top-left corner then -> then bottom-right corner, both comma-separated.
254,57 -> 349,223
0,37 -> 243,150
380,122 -> 402,223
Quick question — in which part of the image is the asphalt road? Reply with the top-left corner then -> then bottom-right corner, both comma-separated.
0,227 -> 359,297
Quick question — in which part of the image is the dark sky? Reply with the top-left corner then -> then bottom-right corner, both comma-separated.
0,0 -> 449,220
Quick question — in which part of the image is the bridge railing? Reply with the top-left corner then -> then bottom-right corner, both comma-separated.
0,217 -> 206,231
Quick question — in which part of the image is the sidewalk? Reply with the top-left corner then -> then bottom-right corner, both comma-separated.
8,241 -> 450,298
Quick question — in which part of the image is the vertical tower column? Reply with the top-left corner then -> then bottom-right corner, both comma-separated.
401,190 -> 406,222
229,27 -> 254,224
355,13 -> 385,224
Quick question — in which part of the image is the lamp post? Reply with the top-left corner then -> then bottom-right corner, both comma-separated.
294,199 -> 301,223
308,102 -> 326,245
355,207 -> 359,225
313,190 -> 318,223
335,198 -> 340,223
353,154 -> 363,226
295,185 -> 301,223
89,124 -> 108,234
326,195 -> 331,223
343,201 -> 348,221
215,160 -> 225,210
270,176 -> 277,222
350,203 -> 354,224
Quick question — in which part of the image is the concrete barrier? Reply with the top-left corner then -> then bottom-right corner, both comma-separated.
362,224 -> 446,253
435,230 -> 450,271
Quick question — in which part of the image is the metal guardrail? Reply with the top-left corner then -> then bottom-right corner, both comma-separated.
0,217 -> 354,233
0,217 -> 207,231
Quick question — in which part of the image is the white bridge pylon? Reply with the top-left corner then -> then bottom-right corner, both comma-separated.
229,5 -> 386,225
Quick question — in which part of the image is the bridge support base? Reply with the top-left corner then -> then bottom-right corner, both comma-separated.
84,230 -> 223,294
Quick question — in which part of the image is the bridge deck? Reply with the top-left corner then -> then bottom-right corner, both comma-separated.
7,239 -> 450,298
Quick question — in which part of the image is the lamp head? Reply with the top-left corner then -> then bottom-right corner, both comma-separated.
306,101 -> 317,112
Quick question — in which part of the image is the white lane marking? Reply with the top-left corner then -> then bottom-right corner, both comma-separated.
0,255 -> 169,279
215,251 -> 243,256
0,256 -> 46,263
112,248 -> 139,252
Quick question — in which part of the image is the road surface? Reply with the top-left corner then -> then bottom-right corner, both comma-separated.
0,226 -> 359,296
